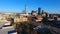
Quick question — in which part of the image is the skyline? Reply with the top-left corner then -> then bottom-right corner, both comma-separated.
0,0 -> 60,14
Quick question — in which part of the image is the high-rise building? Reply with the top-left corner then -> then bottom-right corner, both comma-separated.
42,10 -> 44,14
38,8 -> 41,15
25,4 -> 28,14
31,10 -> 38,16
20,4 -> 29,16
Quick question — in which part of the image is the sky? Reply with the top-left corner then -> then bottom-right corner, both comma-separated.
0,0 -> 60,14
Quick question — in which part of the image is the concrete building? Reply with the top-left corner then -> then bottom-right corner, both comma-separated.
36,15 -> 43,22
14,16 -> 28,23
42,11 -> 48,17
31,10 -> 38,16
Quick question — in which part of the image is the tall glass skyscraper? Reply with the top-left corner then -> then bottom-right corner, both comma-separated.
38,8 -> 41,15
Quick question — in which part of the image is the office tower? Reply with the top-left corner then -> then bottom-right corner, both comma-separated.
25,4 -> 28,14
42,10 -> 44,14
38,8 -> 41,15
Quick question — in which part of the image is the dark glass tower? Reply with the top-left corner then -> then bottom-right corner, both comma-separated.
38,8 -> 41,15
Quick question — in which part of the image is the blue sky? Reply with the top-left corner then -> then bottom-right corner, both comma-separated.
0,0 -> 60,13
